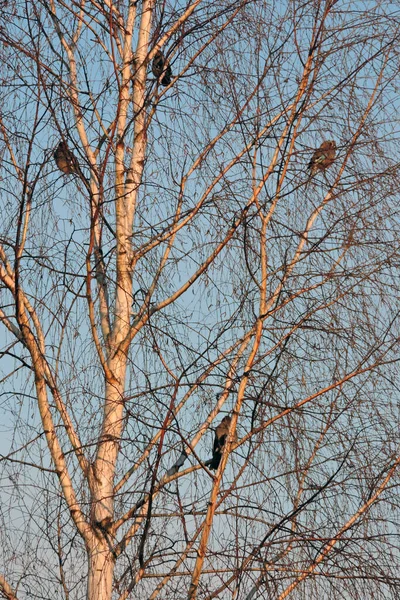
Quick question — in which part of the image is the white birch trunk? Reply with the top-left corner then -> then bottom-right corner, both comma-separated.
87,363 -> 127,598
87,542 -> 115,600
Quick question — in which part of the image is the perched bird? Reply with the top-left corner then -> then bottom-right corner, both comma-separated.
54,141 -> 79,175
308,140 -> 336,175
152,50 -> 172,87
208,416 -> 237,470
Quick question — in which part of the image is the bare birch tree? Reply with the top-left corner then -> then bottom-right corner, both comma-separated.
1,0 -> 400,598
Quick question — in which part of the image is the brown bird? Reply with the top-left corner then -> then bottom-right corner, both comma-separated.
152,51 -> 172,87
208,416 -> 237,470
308,140 -> 336,175
54,141 -> 79,175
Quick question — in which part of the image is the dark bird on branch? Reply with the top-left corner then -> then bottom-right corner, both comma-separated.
152,51 -> 172,87
54,141 -> 79,175
207,416 -> 237,470
308,140 -> 336,175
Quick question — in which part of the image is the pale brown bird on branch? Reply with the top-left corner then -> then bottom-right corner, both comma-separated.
208,416 -> 237,470
54,141 -> 79,175
152,51 -> 172,87
308,140 -> 336,175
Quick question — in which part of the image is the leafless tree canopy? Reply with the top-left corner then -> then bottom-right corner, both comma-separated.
1,0 -> 400,598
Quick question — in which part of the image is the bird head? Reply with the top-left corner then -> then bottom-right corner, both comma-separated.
153,50 -> 164,62
322,140 -> 336,149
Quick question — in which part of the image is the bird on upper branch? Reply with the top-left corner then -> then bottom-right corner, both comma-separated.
152,50 -> 172,87
308,140 -> 336,175
53,140 -> 79,175
207,415 -> 237,470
